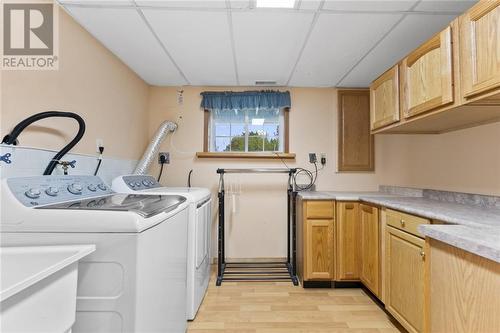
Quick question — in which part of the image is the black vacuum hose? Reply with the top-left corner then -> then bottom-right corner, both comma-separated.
2,111 -> 86,175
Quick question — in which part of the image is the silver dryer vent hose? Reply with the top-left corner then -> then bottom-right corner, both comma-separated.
133,120 -> 177,175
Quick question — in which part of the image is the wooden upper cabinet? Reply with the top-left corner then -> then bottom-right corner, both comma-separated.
400,26 -> 454,118
335,202 -> 360,281
337,90 -> 374,172
370,65 -> 400,130
460,1 -> 500,101
360,204 -> 380,297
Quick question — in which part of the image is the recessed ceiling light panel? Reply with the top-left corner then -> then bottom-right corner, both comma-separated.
256,0 -> 296,9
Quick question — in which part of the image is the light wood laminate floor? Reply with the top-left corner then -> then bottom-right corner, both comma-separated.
188,269 -> 402,333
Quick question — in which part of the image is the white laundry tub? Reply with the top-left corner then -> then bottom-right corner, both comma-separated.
0,245 -> 95,333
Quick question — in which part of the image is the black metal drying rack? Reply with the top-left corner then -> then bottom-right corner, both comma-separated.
216,168 -> 299,286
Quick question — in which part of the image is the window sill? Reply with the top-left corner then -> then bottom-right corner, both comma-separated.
196,152 -> 296,160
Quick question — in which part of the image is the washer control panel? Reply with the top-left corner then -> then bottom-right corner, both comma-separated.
121,175 -> 161,191
6,175 -> 113,207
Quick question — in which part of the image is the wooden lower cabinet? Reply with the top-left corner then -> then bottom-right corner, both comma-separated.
335,202 -> 360,280
386,226 -> 425,333
425,239 -> 500,333
360,204 -> 380,297
305,219 -> 334,280
298,200 -> 335,283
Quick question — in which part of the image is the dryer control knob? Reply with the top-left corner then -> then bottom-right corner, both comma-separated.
25,188 -> 41,199
87,184 -> 97,192
45,187 -> 59,196
142,180 -> 150,186
68,183 -> 83,194
98,183 -> 107,191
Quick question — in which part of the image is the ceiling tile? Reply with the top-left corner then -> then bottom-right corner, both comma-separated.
135,0 -> 227,8
143,9 -> 236,85
339,13 -> 457,87
298,0 -> 323,11
413,0 -> 477,13
289,12 -> 402,87
231,11 -> 315,86
322,0 -> 417,12
64,7 -> 186,85
229,0 -> 251,9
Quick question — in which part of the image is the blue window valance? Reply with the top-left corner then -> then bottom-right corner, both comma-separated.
200,90 -> 291,110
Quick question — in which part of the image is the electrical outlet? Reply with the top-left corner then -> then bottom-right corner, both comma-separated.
96,139 -> 104,152
309,153 -> 317,164
158,152 -> 170,164
320,153 -> 327,166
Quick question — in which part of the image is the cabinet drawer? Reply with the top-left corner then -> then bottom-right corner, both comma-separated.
386,209 -> 429,238
306,201 -> 335,219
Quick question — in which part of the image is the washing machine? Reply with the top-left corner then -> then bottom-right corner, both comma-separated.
1,175 -> 190,333
112,175 -> 211,320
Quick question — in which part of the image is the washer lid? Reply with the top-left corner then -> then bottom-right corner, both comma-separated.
37,194 -> 187,218
139,187 -> 211,203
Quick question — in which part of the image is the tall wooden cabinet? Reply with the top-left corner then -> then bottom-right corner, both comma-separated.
335,202 -> 360,280
337,90 -> 374,171
400,26 -> 454,118
370,65 -> 400,130
359,204 -> 380,297
460,1 -> 500,101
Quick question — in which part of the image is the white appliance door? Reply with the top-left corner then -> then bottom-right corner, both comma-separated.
195,200 -> 211,268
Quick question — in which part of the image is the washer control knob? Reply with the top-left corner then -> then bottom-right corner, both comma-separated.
98,183 -> 107,191
45,187 -> 59,196
25,188 -> 41,199
135,182 -> 141,187
87,184 -> 97,192
68,183 -> 83,195
142,180 -> 150,186
128,182 -> 135,187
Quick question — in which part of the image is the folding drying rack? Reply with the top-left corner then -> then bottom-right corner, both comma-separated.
215,168 -> 299,286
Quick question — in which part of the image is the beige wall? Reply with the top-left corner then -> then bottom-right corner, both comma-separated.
147,86 -> 500,259
0,8 -> 149,160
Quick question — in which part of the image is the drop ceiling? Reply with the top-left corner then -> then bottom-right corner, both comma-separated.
59,0 -> 477,87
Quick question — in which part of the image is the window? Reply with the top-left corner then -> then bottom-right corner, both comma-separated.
207,108 -> 288,153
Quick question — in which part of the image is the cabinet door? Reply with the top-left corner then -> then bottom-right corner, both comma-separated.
386,226 -> 425,333
305,219 -> 334,280
360,204 -> 380,297
460,2 -> 500,100
337,90 -> 374,171
335,202 -> 360,280
370,65 -> 400,130
401,26 -> 453,118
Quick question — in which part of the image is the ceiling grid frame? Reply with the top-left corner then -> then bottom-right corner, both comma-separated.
132,0 -> 191,85
59,0 -> 477,87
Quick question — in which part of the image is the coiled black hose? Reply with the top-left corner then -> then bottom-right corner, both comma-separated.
2,111 -> 86,175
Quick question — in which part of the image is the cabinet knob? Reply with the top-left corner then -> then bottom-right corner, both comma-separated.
420,251 -> 425,260
400,219 -> 405,227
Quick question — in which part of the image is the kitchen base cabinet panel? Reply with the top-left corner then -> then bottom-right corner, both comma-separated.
386,226 -> 425,333
426,239 -> 500,333
305,219 -> 334,280
360,204 -> 380,297
335,202 -> 360,281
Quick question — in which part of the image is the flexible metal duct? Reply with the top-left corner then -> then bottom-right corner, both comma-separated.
133,120 -> 177,175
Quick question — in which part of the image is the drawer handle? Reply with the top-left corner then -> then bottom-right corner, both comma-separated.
420,251 -> 425,260
400,219 -> 405,227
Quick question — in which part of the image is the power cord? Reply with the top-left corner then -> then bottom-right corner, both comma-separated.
158,153 -> 167,181
94,146 -> 104,176
274,153 -> 324,191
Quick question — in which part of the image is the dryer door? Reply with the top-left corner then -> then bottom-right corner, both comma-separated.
195,199 -> 211,268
